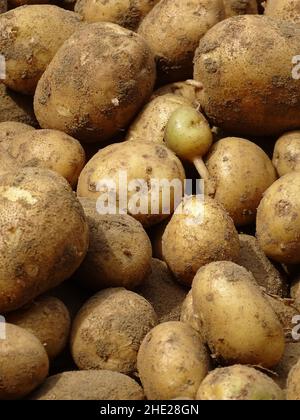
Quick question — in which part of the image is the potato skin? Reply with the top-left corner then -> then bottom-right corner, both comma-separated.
0,84 -> 38,126
137,321 -> 210,400
287,359 -> 300,400
0,323 -> 49,400
151,80 -> 203,106
273,131 -> 300,177
192,261 -> 285,368
194,15 -> 300,136
0,146 -> 19,176
180,290 -> 202,337
0,167 -> 89,312
34,22 -> 156,143
256,172 -> 300,264
0,5 -> 83,95
0,121 -> 34,145
223,0 -> 258,17
264,0 -> 300,24
71,288 -> 157,374
138,0 -> 224,83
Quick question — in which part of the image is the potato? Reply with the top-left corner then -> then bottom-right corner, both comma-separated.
34,23 -> 156,143
0,84 -> 38,126
31,370 -> 144,400
256,172 -> 300,264
162,196 -> 240,286
2,129 -> 85,187
287,359 -> 300,400
0,121 -> 34,145
0,323 -> 49,399
71,288 -> 157,374
180,290 -> 202,337
275,342 -> 300,388
273,131 -> 300,177
192,261 -> 285,368
76,197 -> 152,290
0,167 -> 89,312
291,276 -> 300,302
0,5 -> 83,95
223,0 -> 258,17
205,138 -> 277,226
194,15 -> 300,136
6,296 -> 71,359
151,80 -> 203,107
0,146 -> 19,176
77,141 -> 186,227
138,0 -> 224,83
75,0 -> 160,30
196,365 -> 284,400
264,0 -> 300,24
137,321 -> 210,400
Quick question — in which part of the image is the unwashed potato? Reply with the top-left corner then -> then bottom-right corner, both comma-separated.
223,0 -> 258,17
6,296 -> 71,359
2,129 -> 86,187
256,172 -> 300,264
287,359 -> 300,400
205,137 -> 277,226
0,121 -> 34,145
71,288 -> 157,374
0,84 -> 38,126
196,365 -> 284,400
194,15 -> 300,136
272,131 -> 300,176
264,0 -> 300,23
77,141 -> 186,227
31,370 -> 144,400
151,80 -> 203,107
0,167 -> 89,313
162,195 -> 240,286
34,22 -> 156,143
0,5 -> 83,95
0,323 -> 49,400
75,0 -> 160,30
180,290 -> 202,337
76,197 -> 152,290
138,0 -> 224,83
137,321 -> 210,400
275,342 -> 300,389
192,261 -> 285,368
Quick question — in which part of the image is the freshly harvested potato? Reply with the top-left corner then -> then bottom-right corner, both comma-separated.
264,0 -> 300,23
31,370 -> 144,400
205,138 -> 277,226
2,129 -> 85,187
34,23 -> 156,143
0,323 -> 49,400
0,121 -> 34,145
162,196 -> 240,286
76,197 -> 152,290
0,167 -> 89,312
77,141 -> 186,227
192,261 -> 285,368
180,290 -> 202,337
287,359 -> 300,400
275,342 -> 300,388
71,288 -> 157,374
151,80 -> 203,106
75,0 -> 160,30
196,365 -> 284,400
223,0 -> 258,17
138,0 -> 224,83
6,296 -> 71,359
137,321 -> 210,400
194,15 -> 300,136
0,84 -> 38,126
256,172 -> 300,264
273,131 -> 300,177
0,5 -> 83,95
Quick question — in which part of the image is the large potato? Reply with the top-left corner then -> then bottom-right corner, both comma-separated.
0,5 -> 83,95
287,359 -> 300,400
0,84 -> 37,126
34,23 -> 156,143
194,15 -> 300,136
273,131 -> 300,176
138,0 -> 224,83
192,261 -> 285,368
0,167 -> 89,312
264,0 -> 300,24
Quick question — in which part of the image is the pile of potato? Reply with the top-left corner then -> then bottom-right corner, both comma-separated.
0,0 -> 300,401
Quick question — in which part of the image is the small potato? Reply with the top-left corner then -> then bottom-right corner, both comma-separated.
287,359 -> 300,400
151,80 -> 203,106
196,365 -> 284,400
0,121 -> 34,144
0,323 -> 49,400
137,321 -> 210,400
264,0 -> 300,24
31,370 -> 144,400
192,261 -> 285,368
272,131 -> 300,177
71,288 -> 157,374
6,296 -> 71,359
223,0 -> 258,17
0,84 -> 38,126
180,290 -> 202,337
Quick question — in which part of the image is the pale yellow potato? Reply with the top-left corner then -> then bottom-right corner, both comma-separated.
264,0 -> 300,24
287,359 -> 300,400
151,80 -> 203,106
223,0 -> 258,17
0,121 -> 34,145
273,131 -> 300,176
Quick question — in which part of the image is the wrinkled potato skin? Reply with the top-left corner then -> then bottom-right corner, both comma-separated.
71,288 -> 157,374
34,23 -> 156,143
6,296 -> 71,359
0,85 -> 37,126
287,359 -> 300,400
192,262 -> 285,368
205,137 -> 277,226
137,321 -> 210,400
138,0 -> 224,83
194,16 -> 300,136
0,167 -> 89,312
256,172 -> 300,264
264,0 -> 300,24
273,131 -> 300,177
0,5 -> 83,95
223,0 -> 258,17
0,323 -> 49,400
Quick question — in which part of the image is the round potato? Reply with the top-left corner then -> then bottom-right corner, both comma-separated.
287,359 -> 300,400
0,167 -> 89,312
223,0 -> 258,17
264,0 -> 300,24
71,288 -> 157,374
0,84 -> 38,126
0,323 -> 49,400
273,131 -> 300,177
